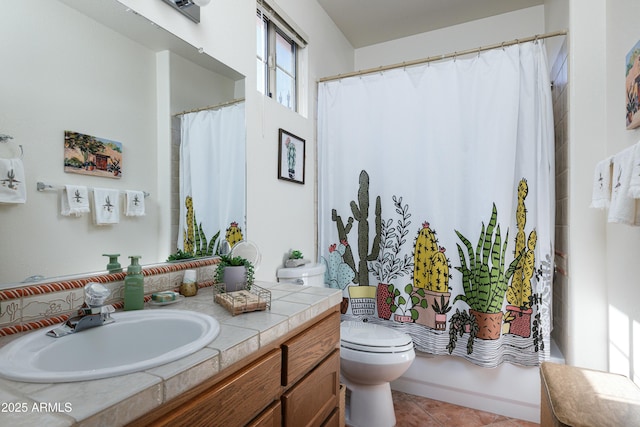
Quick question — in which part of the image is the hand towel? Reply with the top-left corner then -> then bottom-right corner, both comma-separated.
627,142 -> 640,198
93,188 -> 120,225
0,158 -> 26,204
61,185 -> 90,216
608,146 -> 637,225
590,156 -> 612,209
125,190 -> 146,216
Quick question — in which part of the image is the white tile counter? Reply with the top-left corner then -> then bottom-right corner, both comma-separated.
0,282 -> 342,426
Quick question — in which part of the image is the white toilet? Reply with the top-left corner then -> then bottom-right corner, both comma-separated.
340,321 -> 415,427
276,263 -> 326,286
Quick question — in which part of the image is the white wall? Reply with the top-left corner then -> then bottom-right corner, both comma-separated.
117,0 -> 354,280
355,6 -> 545,70
605,0 -> 640,380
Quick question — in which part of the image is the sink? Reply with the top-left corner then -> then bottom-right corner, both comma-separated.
0,309 -> 220,383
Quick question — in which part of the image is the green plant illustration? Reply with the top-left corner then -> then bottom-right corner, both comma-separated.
370,195 -> 413,284
447,309 -> 479,354
331,170 -> 382,287
182,195 -> 220,258
432,293 -> 452,315
454,203 -> 523,314
413,222 -> 439,289
324,240 -> 355,289
386,283 -> 425,321
506,179 -> 537,311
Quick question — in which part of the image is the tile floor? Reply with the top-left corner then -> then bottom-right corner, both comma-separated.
391,390 -> 540,427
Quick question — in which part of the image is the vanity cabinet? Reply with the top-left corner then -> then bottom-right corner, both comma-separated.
129,308 -> 340,427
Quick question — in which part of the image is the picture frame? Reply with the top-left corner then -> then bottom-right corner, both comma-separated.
626,40 -> 640,129
278,129 -> 305,184
64,130 -> 123,178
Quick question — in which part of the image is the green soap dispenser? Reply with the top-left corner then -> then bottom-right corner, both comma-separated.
124,256 -> 144,311
103,253 -> 122,273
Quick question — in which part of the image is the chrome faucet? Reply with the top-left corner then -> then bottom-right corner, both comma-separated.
47,283 -> 115,338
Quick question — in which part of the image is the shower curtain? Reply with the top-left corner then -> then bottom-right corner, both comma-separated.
318,41 -> 554,368
178,103 -> 246,256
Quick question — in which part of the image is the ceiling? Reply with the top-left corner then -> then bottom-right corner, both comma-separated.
316,0 -> 545,48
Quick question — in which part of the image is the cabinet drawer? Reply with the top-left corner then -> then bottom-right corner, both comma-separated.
153,349 -> 282,427
282,349 -> 340,427
321,408 -> 340,427
282,311 -> 340,386
247,401 -> 282,427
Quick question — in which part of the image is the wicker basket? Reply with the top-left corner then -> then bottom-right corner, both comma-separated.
214,284 -> 271,316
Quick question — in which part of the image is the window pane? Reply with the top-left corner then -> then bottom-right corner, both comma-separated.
275,31 -> 294,74
257,58 -> 265,94
276,69 -> 294,109
256,14 -> 266,59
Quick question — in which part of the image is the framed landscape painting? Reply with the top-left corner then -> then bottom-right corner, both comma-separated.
64,130 -> 122,178
626,40 -> 640,129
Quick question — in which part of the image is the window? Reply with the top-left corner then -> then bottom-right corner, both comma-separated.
256,2 -> 307,112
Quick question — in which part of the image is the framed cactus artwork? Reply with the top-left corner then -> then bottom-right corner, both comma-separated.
277,129 -> 305,184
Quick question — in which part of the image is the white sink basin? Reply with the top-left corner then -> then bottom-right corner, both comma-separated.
0,309 -> 220,383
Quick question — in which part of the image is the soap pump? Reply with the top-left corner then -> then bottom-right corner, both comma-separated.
124,256 -> 144,311
103,253 -> 122,273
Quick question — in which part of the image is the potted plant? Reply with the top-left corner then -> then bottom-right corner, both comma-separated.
454,204 -> 523,340
215,254 -> 255,292
431,294 -> 452,331
371,195 -> 413,320
285,249 -> 307,267
447,308 -> 479,354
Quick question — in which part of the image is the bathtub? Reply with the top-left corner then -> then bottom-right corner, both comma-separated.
391,339 -> 565,423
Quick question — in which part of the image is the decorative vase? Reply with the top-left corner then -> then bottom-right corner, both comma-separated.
506,305 -> 532,338
469,309 -> 502,340
376,283 -> 393,320
348,286 -> 377,316
222,265 -> 247,292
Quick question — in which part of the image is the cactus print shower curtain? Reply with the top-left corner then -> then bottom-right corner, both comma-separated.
318,42 -> 554,368
178,103 -> 246,256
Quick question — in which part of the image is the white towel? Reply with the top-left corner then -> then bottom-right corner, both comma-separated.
0,158 -> 26,204
61,185 -> 90,216
590,156 -> 613,209
608,146 -> 637,225
125,190 -> 145,216
93,188 -> 120,225
628,142 -> 640,198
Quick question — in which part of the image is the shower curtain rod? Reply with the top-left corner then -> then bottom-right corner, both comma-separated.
173,97 -> 245,117
318,29 -> 568,83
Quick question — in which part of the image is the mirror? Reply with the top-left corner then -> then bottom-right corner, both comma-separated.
0,0 -> 245,288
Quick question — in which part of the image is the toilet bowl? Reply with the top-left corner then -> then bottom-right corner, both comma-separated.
340,321 -> 415,427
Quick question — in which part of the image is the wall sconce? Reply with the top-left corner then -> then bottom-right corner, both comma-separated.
161,0 -> 210,23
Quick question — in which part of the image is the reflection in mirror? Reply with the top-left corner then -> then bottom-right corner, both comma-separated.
0,0 -> 245,288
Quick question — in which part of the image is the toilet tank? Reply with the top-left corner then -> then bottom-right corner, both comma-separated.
276,263 -> 326,287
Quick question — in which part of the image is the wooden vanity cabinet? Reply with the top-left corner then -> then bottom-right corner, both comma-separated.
128,307 -> 340,427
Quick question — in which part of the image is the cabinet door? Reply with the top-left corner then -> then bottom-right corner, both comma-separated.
282,311 -> 339,386
154,349 -> 282,427
282,350 -> 340,427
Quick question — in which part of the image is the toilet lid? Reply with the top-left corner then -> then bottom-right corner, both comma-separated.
340,321 -> 414,353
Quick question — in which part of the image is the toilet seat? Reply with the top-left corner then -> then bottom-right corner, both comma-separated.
340,321 -> 414,353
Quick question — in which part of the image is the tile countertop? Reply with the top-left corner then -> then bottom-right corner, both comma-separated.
0,282 -> 343,427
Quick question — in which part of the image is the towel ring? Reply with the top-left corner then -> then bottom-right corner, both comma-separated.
0,135 -> 23,160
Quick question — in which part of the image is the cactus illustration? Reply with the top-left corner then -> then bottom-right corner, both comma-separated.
183,196 -> 195,254
332,170 -> 382,287
506,179 -> 537,310
454,204 -> 523,314
323,240 -> 356,289
225,221 -> 243,246
428,247 -> 451,293
413,222 -> 439,289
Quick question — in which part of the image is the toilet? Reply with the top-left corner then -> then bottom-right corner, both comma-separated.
340,321 -> 415,427
276,263 -> 326,286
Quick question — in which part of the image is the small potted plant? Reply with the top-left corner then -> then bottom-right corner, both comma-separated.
215,254 -> 255,292
285,249 -> 307,267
